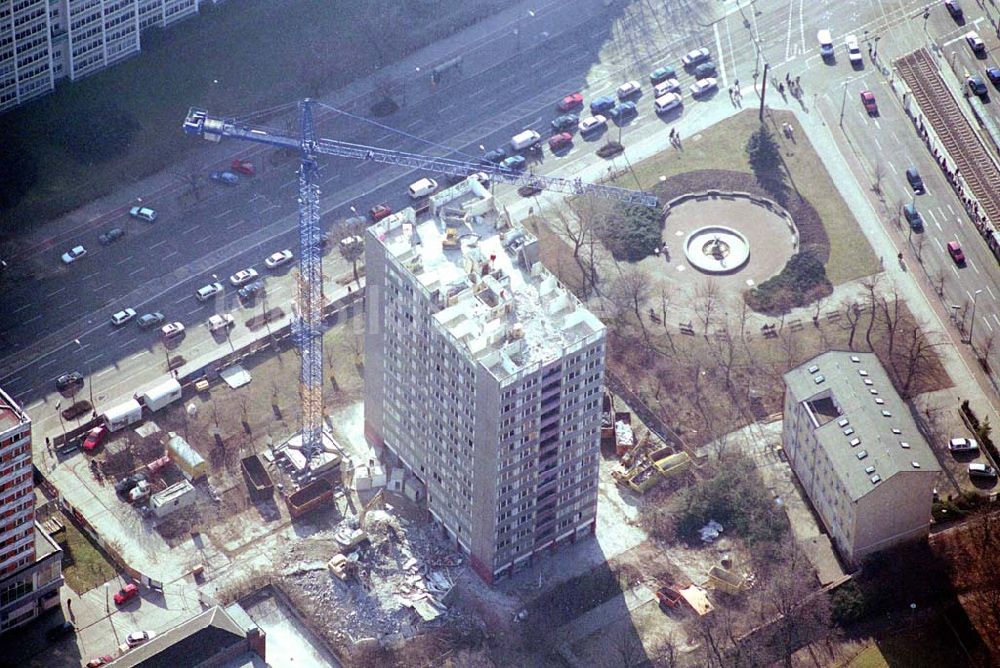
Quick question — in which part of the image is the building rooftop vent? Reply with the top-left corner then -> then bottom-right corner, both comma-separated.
838,418 -> 850,427
859,370 -> 869,377
808,365 -> 820,374
851,356 -> 861,363
912,461 -> 921,469
864,379 -> 874,386
843,427 -> 855,436
871,474 -> 881,484
865,465 -> 876,474
814,375 -> 825,384
881,410 -> 892,417
856,450 -> 868,460
850,438 -> 862,447
900,441 -> 911,449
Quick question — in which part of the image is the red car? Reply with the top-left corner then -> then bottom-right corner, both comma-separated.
86,656 -> 114,668
947,240 -> 965,265
82,425 -> 107,452
230,158 -> 256,176
860,90 -> 878,116
369,204 -> 392,222
548,132 -> 573,151
113,582 -> 139,605
557,92 -> 584,112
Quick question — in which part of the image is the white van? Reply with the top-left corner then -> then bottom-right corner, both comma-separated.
817,30 -> 834,59
654,93 -> 683,115
408,177 -> 438,199
510,129 -> 541,151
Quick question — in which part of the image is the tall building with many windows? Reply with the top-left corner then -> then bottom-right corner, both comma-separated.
1,0 -> 198,112
0,385 -> 62,633
364,180 -> 606,583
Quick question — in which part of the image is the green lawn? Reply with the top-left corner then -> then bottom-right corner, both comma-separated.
56,514 -> 118,594
625,109 -> 880,285
0,0 -> 504,235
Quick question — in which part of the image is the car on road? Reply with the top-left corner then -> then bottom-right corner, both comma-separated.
860,90 -> 878,115
137,312 -> 165,329
653,79 -> 681,97
82,425 -> 107,452
988,67 -> 1000,86
265,250 -> 294,269
590,95 -> 616,115
845,35 -> 863,67
681,47 -> 711,67
693,62 -> 716,79
86,657 -> 114,668
230,158 -> 256,176
510,129 -> 542,151
209,170 -> 240,185
55,372 -> 84,391
578,115 -> 607,135
46,621 -> 75,642
649,66 -> 676,85
608,101 -> 637,121
548,132 -> 573,151
369,203 -> 392,222
61,245 -> 87,264
550,114 -> 579,131
161,322 -> 185,340
114,583 -> 139,605
905,167 -> 925,194
966,31 -> 986,56
616,80 -> 641,99
115,473 -> 147,498
949,437 -> 979,453
111,308 -> 137,326
968,75 -> 988,98
945,0 -> 963,19
690,78 -> 718,97
902,202 -> 923,231
947,240 -> 965,265
408,177 -> 438,198
99,227 -> 125,246
229,268 -> 259,287
654,92 -> 684,115
238,280 -> 264,301
125,630 -> 156,648
207,314 -> 235,332
501,155 -> 527,171
129,206 -> 157,223
818,29 -> 834,59
969,463 -> 998,479
556,92 -> 583,111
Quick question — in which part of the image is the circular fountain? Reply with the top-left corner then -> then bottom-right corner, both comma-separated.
683,226 -> 751,274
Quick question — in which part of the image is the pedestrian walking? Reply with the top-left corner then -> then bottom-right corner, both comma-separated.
795,75 -> 800,88
778,82 -> 785,95
785,72 -> 791,83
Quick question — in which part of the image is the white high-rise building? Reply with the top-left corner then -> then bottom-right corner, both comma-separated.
364,180 -> 605,583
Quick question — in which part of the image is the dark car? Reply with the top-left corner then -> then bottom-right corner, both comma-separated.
137,312 -> 165,329
480,147 -> 508,164
988,67 -> 1000,86
968,75 -> 988,98
649,66 -> 676,85
115,473 -> 147,498
589,95 -> 616,115
550,114 -> 579,131
500,155 -> 527,172
98,227 -> 125,246
56,372 -> 84,392
945,0 -> 963,20
209,170 -> 239,185
608,101 -> 637,121
46,621 -> 75,642
905,167 -> 925,194
902,202 -> 924,231
238,280 -> 264,301
548,132 -> 573,151
693,62 -> 717,79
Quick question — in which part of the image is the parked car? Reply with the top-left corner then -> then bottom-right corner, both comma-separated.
113,583 -> 139,605
945,0 -> 963,20
161,322 -> 185,339
46,621 -> 75,642
949,437 -> 979,453
578,115 -> 607,135
548,132 -> 573,151
556,92 -> 584,111
125,630 -> 156,648
654,92 -> 684,115
82,426 -> 108,452
55,372 -> 84,391
608,101 -> 637,121
196,282 -> 223,302
550,113 -> 579,131
860,90 -> 878,115
207,314 -> 235,332
230,158 -> 256,176
966,31 -> 986,56
137,312 -> 164,329
987,67 -> 1000,86
501,155 -> 527,171
649,65 -> 676,85
407,177 -> 438,198
229,268 -> 259,286
480,147 -> 508,164
690,78 -> 718,97
129,206 -> 157,222
968,75 -> 988,98
693,62 -> 716,79
369,203 -> 392,222
340,235 -> 362,250
616,80 -> 641,99
590,95 -> 616,115
818,29 -> 835,59
905,167 -> 925,194
265,250 -> 293,269
128,480 -> 152,503
209,170 -> 239,185
98,227 -> 125,246
947,240 -> 965,265
115,473 -> 147,497
845,35 -> 863,67
61,246 -> 87,264
969,463 -> 998,479
238,280 -> 264,301
111,308 -> 137,326
681,47 -> 711,67
653,79 -> 681,97
86,657 -> 114,668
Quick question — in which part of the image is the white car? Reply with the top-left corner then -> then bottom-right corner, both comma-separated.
845,35 -> 863,65
949,437 -> 979,453
125,630 -> 156,648
129,206 -> 157,222
264,250 -> 293,269
207,313 -> 235,332
681,47 -> 711,66
616,80 -> 641,99
340,234 -> 363,250
690,77 -> 718,97
965,31 -> 986,55
578,115 -> 607,134
229,268 -> 259,286
160,322 -> 185,339
111,308 -> 137,326
195,282 -> 223,302
653,79 -> 681,97
818,29 -> 834,58
407,177 -> 438,198
654,93 -> 684,115
61,246 -> 87,264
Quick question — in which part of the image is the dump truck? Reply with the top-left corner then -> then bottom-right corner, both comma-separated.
284,478 -> 333,518
656,586 -> 683,610
241,454 -> 274,500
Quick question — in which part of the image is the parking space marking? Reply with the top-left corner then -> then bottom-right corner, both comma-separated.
182,224 -> 201,235
24,315 -> 41,325
45,287 -> 66,298
116,256 -> 132,266
994,313 -> 1000,327
149,240 -> 168,250
987,285 -> 996,301
713,22 -> 727,86
13,304 -> 30,313
95,283 -> 112,291
129,267 -> 145,277
130,350 -> 149,361
37,357 -> 58,370
96,366 -> 116,378
947,204 -> 955,216
213,208 -> 233,220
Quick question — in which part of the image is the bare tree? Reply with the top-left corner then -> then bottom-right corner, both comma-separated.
872,161 -> 885,198
878,287 -> 904,362
930,267 -> 947,296
838,300 -> 863,350
612,266 -> 652,337
694,278 -> 721,335
654,279 -> 677,353
862,275 -> 881,350
338,218 -> 366,288
914,234 -> 927,263
899,323 -> 943,396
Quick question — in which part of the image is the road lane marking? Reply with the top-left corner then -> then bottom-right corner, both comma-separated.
183,224 -> 201,235
984,316 -> 994,333
116,256 -> 132,266
24,315 -> 41,325
129,267 -> 145,277
95,283 -> 111,291
37,358 -> 58,370
96,367 -> 116,378
213,209 -> 233,220
85,354 -> 103,366
130,350 -> 149,361
987,285 -> 997,300
713,22 -> 727,86
149,240 -> 168,250
13,304 -> 30,313
45,287 -> 66,298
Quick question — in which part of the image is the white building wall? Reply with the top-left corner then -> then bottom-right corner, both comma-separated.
0,0 -> 55,113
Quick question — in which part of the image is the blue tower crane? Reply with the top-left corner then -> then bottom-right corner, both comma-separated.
182,99 -> 659,460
